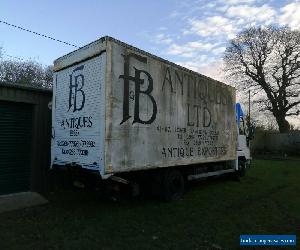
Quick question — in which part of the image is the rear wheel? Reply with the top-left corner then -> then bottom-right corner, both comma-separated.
160,169 -> 185,201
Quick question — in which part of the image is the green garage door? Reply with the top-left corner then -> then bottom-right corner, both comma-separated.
0,101 -> 33,195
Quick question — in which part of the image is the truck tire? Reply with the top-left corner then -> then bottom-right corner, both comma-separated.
232,160 -> 246,181
238,160 -> 246,177
160,169 -> 184,201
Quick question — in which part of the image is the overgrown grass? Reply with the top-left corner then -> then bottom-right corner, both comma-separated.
0,160 -> 299,250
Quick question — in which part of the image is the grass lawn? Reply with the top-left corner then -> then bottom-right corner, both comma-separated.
0,159 -> 299,250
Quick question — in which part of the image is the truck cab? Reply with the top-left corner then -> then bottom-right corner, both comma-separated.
235,103 -> 253,176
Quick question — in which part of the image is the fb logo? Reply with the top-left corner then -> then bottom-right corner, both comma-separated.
68,65 -> 85,112
119,53 -> 157,125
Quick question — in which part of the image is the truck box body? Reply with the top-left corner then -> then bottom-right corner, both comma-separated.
51,36 -> 237,179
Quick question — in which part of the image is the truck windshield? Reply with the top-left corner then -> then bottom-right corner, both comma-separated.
239,117 -> 246,135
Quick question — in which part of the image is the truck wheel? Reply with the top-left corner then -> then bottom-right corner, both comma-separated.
238,160 -> 246,177
160,170 -> 184,201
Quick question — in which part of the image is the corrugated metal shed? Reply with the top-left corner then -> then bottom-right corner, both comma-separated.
0,83 -> 52,195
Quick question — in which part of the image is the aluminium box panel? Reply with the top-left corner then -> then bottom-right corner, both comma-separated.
51,36 -> 236,177
51,48 -> 106,175
104,39 -> 236,174
53,38 -> 107,72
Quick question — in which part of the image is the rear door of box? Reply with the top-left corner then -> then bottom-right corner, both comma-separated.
51,52 -> 106,175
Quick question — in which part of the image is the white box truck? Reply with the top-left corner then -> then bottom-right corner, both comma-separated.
51,36 -> 251,200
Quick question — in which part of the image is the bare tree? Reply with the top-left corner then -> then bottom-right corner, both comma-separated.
0,50 -> 53,89
224,26 -> 300,133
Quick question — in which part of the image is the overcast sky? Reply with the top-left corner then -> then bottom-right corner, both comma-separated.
0,0 -> 300,125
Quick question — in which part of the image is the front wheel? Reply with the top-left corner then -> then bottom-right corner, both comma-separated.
232,160 -> 246,181
160,169 -> 185,201
237,160 -> 246,177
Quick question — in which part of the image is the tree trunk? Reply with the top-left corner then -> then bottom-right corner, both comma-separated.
275,115 -> 290,133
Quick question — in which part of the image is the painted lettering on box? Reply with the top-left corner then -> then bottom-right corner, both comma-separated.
118,53 -> 232,160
